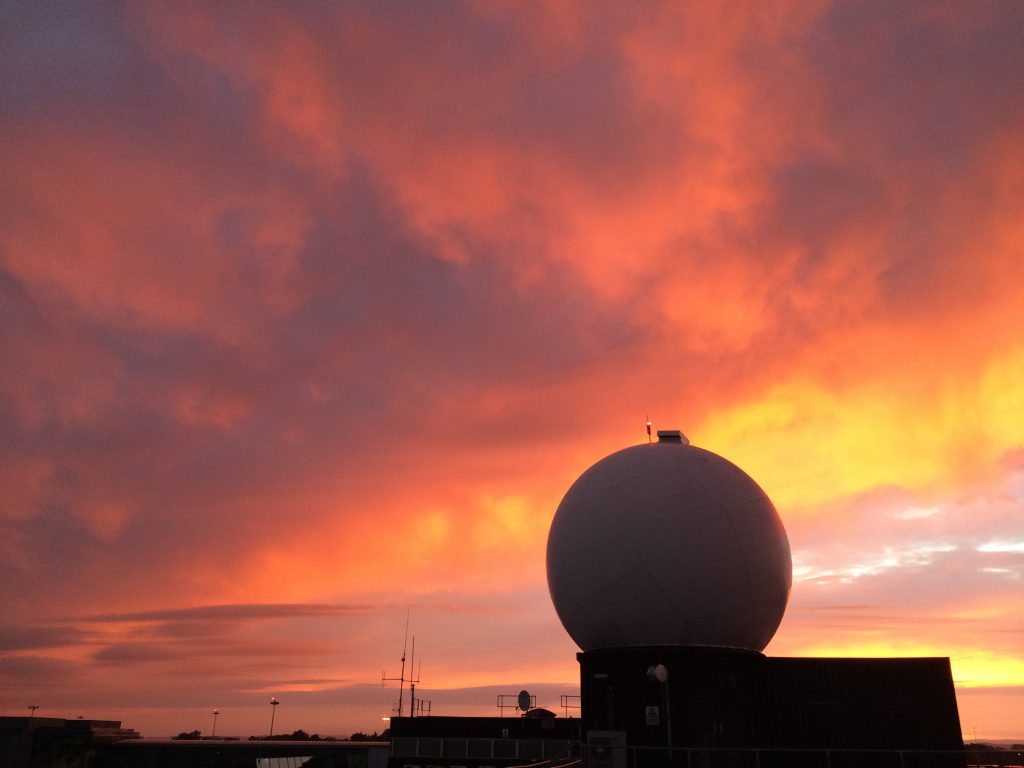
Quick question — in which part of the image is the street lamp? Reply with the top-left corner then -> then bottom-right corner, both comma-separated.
646,665 -> 673,760
211,709 -> 220,737
269,698 -> 279,737
28,705 -> 39,719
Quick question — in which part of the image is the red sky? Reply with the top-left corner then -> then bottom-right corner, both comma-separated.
2,0 -> 1022,741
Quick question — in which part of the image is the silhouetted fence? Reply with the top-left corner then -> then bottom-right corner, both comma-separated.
577,743 -> 1023,768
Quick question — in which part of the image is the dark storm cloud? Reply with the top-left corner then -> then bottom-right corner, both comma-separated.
93,643 -> 183,664
723,3 -> 1024,337
270,2 -> 680,179
0,624 -> 86,652
91,636 -> 335,665
0,149 -> 645,612
810,2 -> 1024,171
803,3 -> 1024,317
279,165 -> 642,386
0,507 -> 108,595
86,603 -> 382,623
764,161 -> 890,253
0,654 -> 82,687
0,1 -> 126,118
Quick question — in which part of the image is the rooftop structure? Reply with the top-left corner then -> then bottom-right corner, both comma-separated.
545,431 -> 963,767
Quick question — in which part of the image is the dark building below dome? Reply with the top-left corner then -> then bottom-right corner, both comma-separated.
579,646 -> 964,767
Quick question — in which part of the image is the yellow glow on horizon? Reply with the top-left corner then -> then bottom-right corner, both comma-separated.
697,345 -> 1024,511
797,640 -> 1024,687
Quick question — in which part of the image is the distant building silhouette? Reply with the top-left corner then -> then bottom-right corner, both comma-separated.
0,717 -> 139,768
0,716 -> 389,768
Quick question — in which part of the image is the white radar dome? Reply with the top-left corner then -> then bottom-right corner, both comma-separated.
546,432 -> 791,652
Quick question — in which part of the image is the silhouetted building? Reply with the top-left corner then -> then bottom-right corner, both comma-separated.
579,646 -> 964,767
0,717 -> 388,768
0,717 -> 139,768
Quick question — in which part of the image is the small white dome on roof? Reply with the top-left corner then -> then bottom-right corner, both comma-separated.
546,435 -> 791,652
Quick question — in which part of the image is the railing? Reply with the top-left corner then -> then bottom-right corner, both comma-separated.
391,738 -> 1020,768
509,760 -> 583,768
561,695 -> 582,719
581,743 -> 1020,768
498,694 -> 538,717
391,735 -> 578,762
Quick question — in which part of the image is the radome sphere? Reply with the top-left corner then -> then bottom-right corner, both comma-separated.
546,435 -> 791,652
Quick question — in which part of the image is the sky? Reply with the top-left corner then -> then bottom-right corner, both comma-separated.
1,0 -> 1022,742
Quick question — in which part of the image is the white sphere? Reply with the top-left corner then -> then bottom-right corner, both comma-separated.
546,439 -> 791,651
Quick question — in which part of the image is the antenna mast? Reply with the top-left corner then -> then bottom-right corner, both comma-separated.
382,611 -> 423,717
408,636 -> 422,718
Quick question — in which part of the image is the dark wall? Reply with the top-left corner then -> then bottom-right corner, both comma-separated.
578,647 -> 963,752
763,656 -> 963,750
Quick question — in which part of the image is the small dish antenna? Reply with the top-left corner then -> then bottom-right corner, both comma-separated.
517,689 -> 532,713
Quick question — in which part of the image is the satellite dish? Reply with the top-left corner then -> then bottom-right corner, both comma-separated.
517,689 -> 532,712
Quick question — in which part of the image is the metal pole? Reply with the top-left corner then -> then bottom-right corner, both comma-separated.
269,698 -> 279,736
397,651 -> 405,717
663,680 -> 673,763
211,709 -> 219,737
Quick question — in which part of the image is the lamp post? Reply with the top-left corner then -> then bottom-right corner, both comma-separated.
269,698 -> 279,737
647,665 -> 672,761
211,709 -> 220,737
28,705 -> 39,719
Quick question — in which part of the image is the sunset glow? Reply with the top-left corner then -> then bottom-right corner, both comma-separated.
1,0 -> 1022,742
